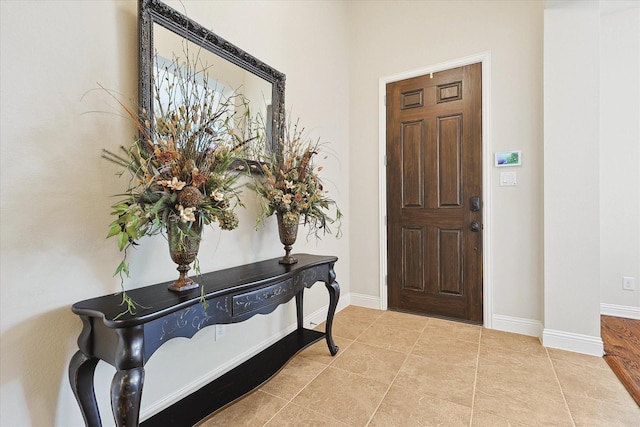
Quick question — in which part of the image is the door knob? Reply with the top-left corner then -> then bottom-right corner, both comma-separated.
470,196 -> 481,212
470,221 -> 481,232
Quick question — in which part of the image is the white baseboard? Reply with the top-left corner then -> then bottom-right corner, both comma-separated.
350,292 -> 381,309
303,296 -> 351,329
490,314 -> 607,357
542,328 -> 604,357
139,322 -> 296,420
600,303 -> 640,319
491,314 -> 542,337
140,298 -> 350,421
340,305 -> 606,358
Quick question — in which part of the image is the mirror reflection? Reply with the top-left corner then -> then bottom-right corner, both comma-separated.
139,0 -> 285,163
153,23 -> 273,159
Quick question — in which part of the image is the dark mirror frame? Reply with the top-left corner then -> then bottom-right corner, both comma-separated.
138,0 -> 285,160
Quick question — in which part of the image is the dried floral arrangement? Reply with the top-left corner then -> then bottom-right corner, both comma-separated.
248,117 -> 342,239
102,52 -> 256,313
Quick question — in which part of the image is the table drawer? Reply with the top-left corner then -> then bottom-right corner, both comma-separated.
232,278 -> 296,317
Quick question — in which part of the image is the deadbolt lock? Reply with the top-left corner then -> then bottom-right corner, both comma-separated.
470,196 -> 481,212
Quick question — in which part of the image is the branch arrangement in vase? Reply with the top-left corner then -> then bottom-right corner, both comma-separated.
248,116 -> 343,249
102,51 -> 257,313
100,47 -> 342,312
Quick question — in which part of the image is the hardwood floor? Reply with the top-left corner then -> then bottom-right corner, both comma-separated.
602,315 -> 640,406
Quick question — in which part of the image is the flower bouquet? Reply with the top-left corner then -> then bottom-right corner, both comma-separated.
249,117 -> 342,264
103,52 -> 255,311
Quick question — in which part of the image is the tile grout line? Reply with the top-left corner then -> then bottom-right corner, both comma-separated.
264,310 -> 386,427
215,308 -> 636,426
356,311 -> 397,427
363,317 -> 433,426
259,311 -> 372,427
545,346 -> 577,427
260,334 -> 357,427
334,310 -> 391,427
260,358 -> 333,426
468,326 -> 483,427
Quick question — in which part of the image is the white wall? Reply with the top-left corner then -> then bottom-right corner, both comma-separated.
599,2 -> 640,318
346,1 -> 545,328
347,0 -> 639,355
0,1 -> 349,426
543,0 -> 603,355
542,0 -> 640,354
2,0 -> 637,425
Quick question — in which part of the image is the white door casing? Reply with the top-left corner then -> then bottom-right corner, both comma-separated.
378,52 -> 493,328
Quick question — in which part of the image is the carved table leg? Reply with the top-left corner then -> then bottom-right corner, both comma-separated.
69,350 -> 102,427
324,280 -> 340,355
111,367 -> 144,427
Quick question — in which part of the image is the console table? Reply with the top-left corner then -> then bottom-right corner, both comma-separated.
68,254 -> 339,427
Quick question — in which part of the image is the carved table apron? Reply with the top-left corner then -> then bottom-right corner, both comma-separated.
68,254 -> 339,427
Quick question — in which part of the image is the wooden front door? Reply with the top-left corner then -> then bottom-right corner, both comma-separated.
386,63 -> 483,323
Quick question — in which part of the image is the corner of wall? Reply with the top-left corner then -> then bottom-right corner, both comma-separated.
350,293 -> 381,310
541,328 -> 604,357
492,314 -> 543,338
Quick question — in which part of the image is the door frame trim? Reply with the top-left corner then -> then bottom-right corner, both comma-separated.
378,52 -> 493,328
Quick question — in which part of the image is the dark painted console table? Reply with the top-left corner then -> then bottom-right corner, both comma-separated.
68,254 -> 339,427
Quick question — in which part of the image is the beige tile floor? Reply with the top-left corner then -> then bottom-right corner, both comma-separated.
199,306 -> 640,427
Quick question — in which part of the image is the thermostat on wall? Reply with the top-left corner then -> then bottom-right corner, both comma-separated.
495,151 -> 522,167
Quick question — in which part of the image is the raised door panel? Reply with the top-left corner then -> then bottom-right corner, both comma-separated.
401,121 -> 425,208
401,227 -> 425,291
437,115 -> 462,208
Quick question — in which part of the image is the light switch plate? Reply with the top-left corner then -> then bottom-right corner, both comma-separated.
500,171 -> 517,186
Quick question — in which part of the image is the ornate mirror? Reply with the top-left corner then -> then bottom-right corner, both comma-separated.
138,0 -> 285,161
